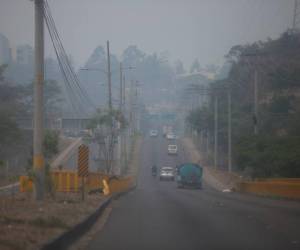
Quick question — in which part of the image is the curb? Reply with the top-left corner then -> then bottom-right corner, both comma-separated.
40,185 -> 137,250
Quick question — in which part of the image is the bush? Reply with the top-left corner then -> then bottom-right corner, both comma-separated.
235,136 -> 300,178
43,130 -> 59,159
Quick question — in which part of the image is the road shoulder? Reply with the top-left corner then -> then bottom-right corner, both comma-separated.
182,137 -> 241,191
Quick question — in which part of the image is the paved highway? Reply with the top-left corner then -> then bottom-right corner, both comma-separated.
88,135 -> 300,250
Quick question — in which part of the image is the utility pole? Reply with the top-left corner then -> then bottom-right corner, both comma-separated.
106,40 -> 112,112
293,0 -> 300,30
33,0 -> 45,201
117,62 -> 122,175
214,95 -> 218,168
123,75 -> 126,110
206,130 -> 209,163
123,74 -> 128,173
119,63 -> 123,110
228,87 -> 232,173
135,84 -> 139,132
214,95 -> 218,169
129,80 -> 133,136
254,69 -> 258,135
106,40 -> 113,173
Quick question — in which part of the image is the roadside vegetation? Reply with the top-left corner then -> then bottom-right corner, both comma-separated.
185,30 -> 300,178
87,108 -> 127,174
0,64 -> 62,185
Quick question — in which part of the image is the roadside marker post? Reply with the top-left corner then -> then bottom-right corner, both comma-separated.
78,144 -> 89,201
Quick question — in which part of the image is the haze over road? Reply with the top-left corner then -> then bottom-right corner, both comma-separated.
89,135 -> 300,250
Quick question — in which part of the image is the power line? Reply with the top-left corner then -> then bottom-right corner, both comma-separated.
43,0 -> 97,116
43,4 -> 86,114
44,1 -> 94,108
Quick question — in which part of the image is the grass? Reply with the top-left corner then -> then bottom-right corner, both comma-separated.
0,239 -> 23,250
0,214 -> 68,229
29,216 -> 69,229
0,215 -> 25,224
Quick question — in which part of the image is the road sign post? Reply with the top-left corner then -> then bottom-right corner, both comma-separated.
78,144 -> 89,201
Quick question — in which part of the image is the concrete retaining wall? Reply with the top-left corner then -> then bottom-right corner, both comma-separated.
20,171 -> 135,195
236,180 -> 300,199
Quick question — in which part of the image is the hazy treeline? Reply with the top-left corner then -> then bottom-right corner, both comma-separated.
185,30 -> 300,178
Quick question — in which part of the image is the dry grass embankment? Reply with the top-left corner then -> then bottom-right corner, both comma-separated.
0,192 -> 104,250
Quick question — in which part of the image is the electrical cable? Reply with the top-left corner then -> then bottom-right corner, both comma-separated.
43,0 -> 97,116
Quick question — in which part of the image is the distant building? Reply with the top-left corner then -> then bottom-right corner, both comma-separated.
16,44 -> 33,65
0,33 -> 12,65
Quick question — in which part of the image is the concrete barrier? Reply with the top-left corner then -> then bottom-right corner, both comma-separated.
254,178 -> 300,184
107,176 -> 135,195
19,171 -> 135,194
19,176 -> 33,192
236,180 -> 300,199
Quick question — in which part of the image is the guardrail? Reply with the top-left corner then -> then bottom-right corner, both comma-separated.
236,179 -> 300,199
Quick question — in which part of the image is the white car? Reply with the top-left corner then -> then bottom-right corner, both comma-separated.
150,130 -> 158,137
159,167 -> 175,181
166,133 -> 176,140
168,144 -> 178,155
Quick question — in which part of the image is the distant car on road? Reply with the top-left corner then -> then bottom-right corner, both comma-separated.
166,133 -> 176,140
176,163 -> 203,189
150,130 -> 158,137
159,167 -> 175,181
168,144 -> 178,155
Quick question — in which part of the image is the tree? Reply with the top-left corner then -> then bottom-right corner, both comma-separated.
122,45 -> 145,66
88,108 -> 127,174
0,65 -> 21,151
185,106 -> 213,133
190,59 -> 201,73
235,136 -> 300,178
20,80 -> 62,117
175,60 -> 185,75
43,130 -> 59,159
205,64 -> 219,74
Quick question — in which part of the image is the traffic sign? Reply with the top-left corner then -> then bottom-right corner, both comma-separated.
78,144 -> 89,177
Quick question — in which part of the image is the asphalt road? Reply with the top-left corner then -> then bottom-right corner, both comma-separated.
88,135 -> 300,250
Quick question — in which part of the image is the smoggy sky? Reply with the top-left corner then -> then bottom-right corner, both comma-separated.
0,0 -> 294,69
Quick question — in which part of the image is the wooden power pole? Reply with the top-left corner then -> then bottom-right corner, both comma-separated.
33,0 -> 45,200
214,95 -> 218,169
228,88 -> 232,172
106,40 -> 112,112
